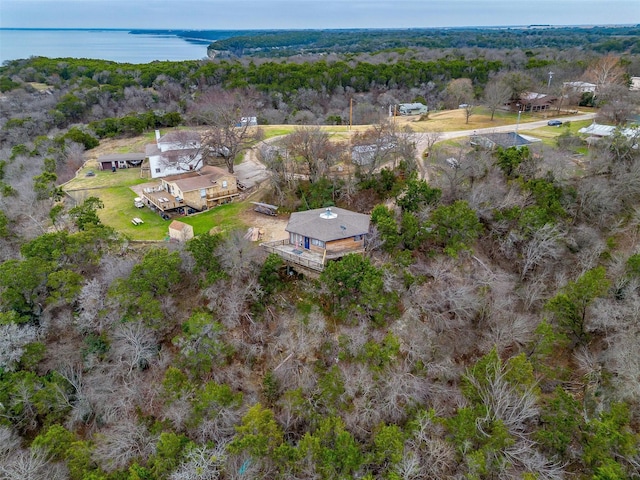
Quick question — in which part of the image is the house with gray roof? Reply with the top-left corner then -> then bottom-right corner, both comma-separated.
470,132 -> 533,150
261,206 -> 370,273
97,152 -> 145,171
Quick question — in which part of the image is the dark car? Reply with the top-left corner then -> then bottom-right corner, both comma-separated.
547,119 -> 563,126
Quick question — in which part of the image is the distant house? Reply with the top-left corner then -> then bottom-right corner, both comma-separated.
351,141 -> 397,166
237,116 -> 258,127
578,123 -> 617,138
512,92 -> 557,112
578,122 -> 640,140
146,130 -> 204,179
142,165 -> 239,214
261,206 -> 370,272
470,132 -> 533,150
630,77 -> 640,92
563,81 -> 597,94
97,153 -> 145,171
397,103 -> 428,115
168,220 -> 194,242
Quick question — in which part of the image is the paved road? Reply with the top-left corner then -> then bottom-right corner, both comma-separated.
412,112 -> 597,180
236,112 -> 599,186
414,112 -> 597,155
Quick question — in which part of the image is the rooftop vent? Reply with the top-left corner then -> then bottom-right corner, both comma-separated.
320,207 -> 338,219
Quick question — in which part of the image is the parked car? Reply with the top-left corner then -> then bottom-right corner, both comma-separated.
547,119 -> 563,126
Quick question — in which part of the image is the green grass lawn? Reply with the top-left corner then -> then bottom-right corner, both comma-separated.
64,166 -> 148,190
179,202 -> 246,235
66,179 -> 250,240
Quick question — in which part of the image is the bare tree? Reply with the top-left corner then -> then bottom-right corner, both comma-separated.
0,447 -> 68,480
483,78 -> 512,121
0,426 -> 21,461
110,321 -> 158,377
284,126 -> 339,183
0,322 -> 38,372
170,443 -> 228,480
520,223 -> 565,281
351,120 -> 405,176
92,417 -> 157,472
189,89 -> 262,174
584,53 -> 627,100
596,84 -> 639,125
445,78 -> 474,111
75,278 -> 108,334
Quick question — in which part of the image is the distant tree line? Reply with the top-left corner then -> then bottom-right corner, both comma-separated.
208,26 -> 640,57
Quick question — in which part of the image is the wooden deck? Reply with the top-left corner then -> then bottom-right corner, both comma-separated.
142,186 -> 184,212
260,239 -> 365,273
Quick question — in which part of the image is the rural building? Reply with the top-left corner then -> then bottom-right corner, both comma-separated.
168,220 -> 194,242
351,141 -> 397,166
97,153 -> 145,171
261,206 -> 370,272
142,165 -> 239,214
511,92 -> 557,112
237,116 -> 258,126
578,123 -> 640,142
397,103 -> 428,115
563,81 -> 597,94
470,132 -> 533,150
146,130 -> 204,179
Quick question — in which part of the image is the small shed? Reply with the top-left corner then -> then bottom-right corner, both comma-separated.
97,152 -> 146,171
168,220 -> 194,242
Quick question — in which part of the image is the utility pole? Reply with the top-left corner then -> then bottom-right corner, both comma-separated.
515,103 -> 522,134
349,98 -> 353,132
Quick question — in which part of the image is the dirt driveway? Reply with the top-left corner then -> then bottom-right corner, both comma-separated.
238,205 -> 289,243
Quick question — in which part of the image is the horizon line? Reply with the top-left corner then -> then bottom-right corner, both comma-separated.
1,24 -> 638,31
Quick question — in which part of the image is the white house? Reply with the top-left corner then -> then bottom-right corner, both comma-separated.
563,81 -> 597,94
146,130 -> 204,179
397,103 -> 428,115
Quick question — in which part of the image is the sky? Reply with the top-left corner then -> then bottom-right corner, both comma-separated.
1,0 -> 639,30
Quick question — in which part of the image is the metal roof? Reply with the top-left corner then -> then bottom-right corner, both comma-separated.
98,152 -> 146,162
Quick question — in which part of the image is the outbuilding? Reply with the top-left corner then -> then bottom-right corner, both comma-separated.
168,220 -> 194,242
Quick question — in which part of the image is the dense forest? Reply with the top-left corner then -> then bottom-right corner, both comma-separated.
1,28 -> 640,479
206,26 -> 640,57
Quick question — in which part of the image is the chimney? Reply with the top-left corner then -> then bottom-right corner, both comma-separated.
155,129 -> 161,145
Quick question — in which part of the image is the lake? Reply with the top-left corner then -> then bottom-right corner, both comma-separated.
0,29 -> 216,64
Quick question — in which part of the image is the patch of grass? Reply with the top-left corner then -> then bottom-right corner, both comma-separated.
179,202 -> 246,236
409,107 -> 536,132
261,126 -> 295,138
67,186 -> 168,240
64,167 -> 148,190
68,184 -> 250,240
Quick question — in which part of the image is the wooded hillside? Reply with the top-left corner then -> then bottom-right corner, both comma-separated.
1,31 -> 640,479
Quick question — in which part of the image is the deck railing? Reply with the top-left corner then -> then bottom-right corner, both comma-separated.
261,240 -> 325,272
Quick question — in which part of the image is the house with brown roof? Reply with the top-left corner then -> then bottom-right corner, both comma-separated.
261,206 -> 370,272
510,92 -> 557,112
97,152 -> 146,171
142,166 -> 239,213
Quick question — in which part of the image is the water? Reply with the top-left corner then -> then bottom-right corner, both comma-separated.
0,29 -> 215,64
